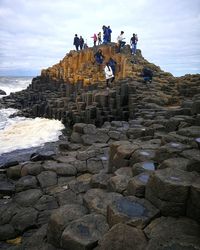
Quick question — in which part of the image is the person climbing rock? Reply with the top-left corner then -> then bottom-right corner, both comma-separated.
104,62 -> 115,89
141,67 -> 153,84
117,31 -> 126,53
130,33 -> 138,55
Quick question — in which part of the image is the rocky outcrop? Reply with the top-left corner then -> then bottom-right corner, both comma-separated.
0,43 -> 200,249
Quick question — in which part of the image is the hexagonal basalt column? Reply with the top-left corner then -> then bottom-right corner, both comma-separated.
145,168 -> 196,216
61,214 -> 109,250
107,196 -> 159,229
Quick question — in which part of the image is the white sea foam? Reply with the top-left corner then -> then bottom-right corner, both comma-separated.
0,116 -> 65,155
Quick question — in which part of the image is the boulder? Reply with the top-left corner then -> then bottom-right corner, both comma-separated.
6,165 -> 22,179
127,173 -> 150,197
158,157 -> 189,170
0,180 -> 15,195
0,89 -> 6,95
34,195 -> 58,211
68,173 -> 92,194
98,223 -> 147,250
90,171 -> 113,189
132,161 -> 156,176
61,214 -> 109,250
21,162 -> 42,176
187,177 -> 200,223
15,175 -> 38,192
11,207 -> 38,232
0,224 -> 17,241
107,195 -> 159,228
86,158 -> 104,174
83,188 -> 122,215
108,175 -> 131,193
14,189 -> 42,207
37,171 -> 57,188
145,216 -> 200,250
47,204 -> 88,247
146,168 -> 196,216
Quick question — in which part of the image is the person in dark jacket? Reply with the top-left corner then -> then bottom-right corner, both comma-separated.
141,67 -> 153,83
73,34 -> 80,51
79,36 -> 84,50
108,57 -> 117,75
94,49 -> 105,64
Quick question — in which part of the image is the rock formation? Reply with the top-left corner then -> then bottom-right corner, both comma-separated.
0,43 -> 200,249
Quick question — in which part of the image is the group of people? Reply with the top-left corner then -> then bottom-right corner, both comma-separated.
73,29 -> 152,85
94,49 -> 116,88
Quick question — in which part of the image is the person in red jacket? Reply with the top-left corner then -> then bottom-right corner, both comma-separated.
91,33 -> 97,46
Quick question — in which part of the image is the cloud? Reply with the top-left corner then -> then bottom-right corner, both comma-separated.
0,0 -> 200,76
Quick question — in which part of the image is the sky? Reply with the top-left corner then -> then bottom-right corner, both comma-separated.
0,0 -> 200,77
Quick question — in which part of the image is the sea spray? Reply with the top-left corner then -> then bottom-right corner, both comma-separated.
0,115 -> 65,155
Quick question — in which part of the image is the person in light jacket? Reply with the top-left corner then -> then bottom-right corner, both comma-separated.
104,62 -> 115,89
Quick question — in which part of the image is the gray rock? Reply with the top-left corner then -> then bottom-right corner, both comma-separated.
0,202 -> 20,225
0,180 -> 15,195
68,173 -> 92,194
56,163 -> 77,176
132,161 -> 156,176
37,171 -> 57,188
15,175 -> 38,192
21,162 -> 42,176
130,149 -> 156,165
55,188 -> 83,206
158,157 -> 189,170
61,214 -> 109,250
83,188 -> 122,215
127,173 -> 150,197
47,204 -> 88,247
6,165 -> 22,179
0,224 -> 17,241
87,158 -> 104,174
14,189 -> 42,207
34,195 -> 58,211
98,223 -> 147,250
108,175 -> 131,193
90,171 -> 113,189
145,216 -> 200,250
146,168 -> 196,216
11,207 -> 38,232
107,195 -> 159,228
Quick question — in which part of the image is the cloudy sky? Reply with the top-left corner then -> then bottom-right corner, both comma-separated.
0,0 -> 200,76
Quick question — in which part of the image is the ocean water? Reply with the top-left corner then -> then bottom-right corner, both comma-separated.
0,77 -> 65,159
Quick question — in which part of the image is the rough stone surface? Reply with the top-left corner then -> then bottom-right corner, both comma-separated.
98,223 -> 147,250
107,195 -> 160,228
61,214 -> 109,250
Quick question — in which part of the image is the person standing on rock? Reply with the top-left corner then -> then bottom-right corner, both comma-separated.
104,62 -> 115,89
117,31 -> 126,53
94,49 -> 105,71
91,33 -> 97,46
130,33 -> 138,55
73,34 -> 80,51
107,26 -> 112,42
79,36 -> 84,50
97,32 -> 102,45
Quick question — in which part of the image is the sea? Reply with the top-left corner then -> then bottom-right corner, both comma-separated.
0,76 -> 65,165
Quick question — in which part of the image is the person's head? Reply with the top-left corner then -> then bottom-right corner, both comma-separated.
121,31 -> 124,35
98,49 -> 102,53
133,33 -> 135,36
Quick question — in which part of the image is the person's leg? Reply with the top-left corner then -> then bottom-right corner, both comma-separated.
106,79 -> 109,88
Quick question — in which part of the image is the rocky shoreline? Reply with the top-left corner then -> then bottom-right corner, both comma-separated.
0,44 -> 200,249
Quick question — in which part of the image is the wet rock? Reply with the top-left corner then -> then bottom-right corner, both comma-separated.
14,189 -> 42,207
30,150 -> 55,161
130,149 -> 156,165
47,204 -> 88,247
37,171 -> 57,188
21,162 -> 42,176
177,126 -> 200,138
155,142 -> 190,163
15,175 -> 38,192
61,213 -> 109,250
0,202 -> 20,225
146,168 -> 196,216
68,173 -> 92,194
0,89 -> 6,95
87,158 -> 104,174
34,195 -> 58,211
6,165 -> 22,179
187,177 -> 200,223
0,224 -> 17,241
0,180 -> 15,195
107,195 -> 159,228
127,173 -> 150,197
108,175 -> 131,193
55,188 -> 83,206
11,207 -> 38,232
98,223 -> 147,250
132,161 -> 156,176
83,188 -> 122,215
181,149 -> 200,173
145,216 -> 200,250
56,163 -> 77,176
158,157 -> 189,170
90,171 -> 113,189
